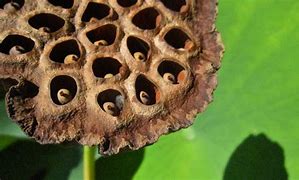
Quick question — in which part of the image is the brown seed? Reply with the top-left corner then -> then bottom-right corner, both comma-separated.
156,14 -> 162,27
94,40 -> 108,46
39,27 -> 51,33
57,89 -> 72,105
103,102 -> 119,116
140,91 -> 150,105
163,73 -> 176,84
184,39 -> 195,50
64,54 -> 79,64
104,73 -> 114,78
9,46 -> 25,55
177,70 -> 187,83
180,5 -> 189,14
133,52 -> 146,61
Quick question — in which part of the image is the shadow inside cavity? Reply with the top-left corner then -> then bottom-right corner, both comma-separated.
223,133 -> 288,180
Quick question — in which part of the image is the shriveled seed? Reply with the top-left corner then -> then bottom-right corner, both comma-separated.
140,91 -> 150,105
57,89 -> 72,105
64,54 -> 79,64
163,73 -> 176,84
104,73 -> 114,78
103,102 -> 119,116
9,46 -> 25,55
39,27 -> 51,33
133,52 -> 146,61
94,40 -> 108,46
3,2 -> 20,12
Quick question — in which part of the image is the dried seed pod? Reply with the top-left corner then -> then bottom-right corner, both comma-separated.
0,0 -> 223,156
163,73 -> 176,84
9,46 -> 25,55
64,54 -> 79,64
103,102 -> 119,116
57,89 -> 73,105
133,52 -> 146,61
94,40 -> 108,46
139,91 -> 150,105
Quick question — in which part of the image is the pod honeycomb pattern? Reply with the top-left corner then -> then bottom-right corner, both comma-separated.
0,0 -> 224,155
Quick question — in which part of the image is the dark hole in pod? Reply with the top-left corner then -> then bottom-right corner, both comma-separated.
132,8 -> 160,30
160,0 -> 186,12
92,57 -> 122,78
0,78 -> 18,98
0,35 -> 35,55
0,0 -> 24,10
82,2 -> 111,22
97,89 -> 123,116
127,36 -> 150,61
50,75 -> 77,105
102,139 -> 111,152
158,60 -> 185,84
135,75 -> 160,105
86,24 -> 117,45
28,13 -> 65,33
117,0 -> 137,7
164,28 -> 191,49
48,0 -> 74,9
49,39 -> 80,63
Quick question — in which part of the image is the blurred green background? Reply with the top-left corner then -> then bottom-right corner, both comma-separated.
1,0 -> 299,179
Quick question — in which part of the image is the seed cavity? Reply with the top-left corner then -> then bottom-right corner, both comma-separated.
28,13 -> 65,33
164,28 -> 193,50
127,36 -> 150,61
50,39 -> 81,64
158,60 -> 186,84
86,24 -> 117,46
48,0 -> 74,9
98,89 -> 123,116
82,2 -> 111,22
160,0 -> 186,12
50,75 -> 77,105
0,35 -> 35,55
92,57 -> 122,78
132,8 -> 161,30
135,75 -> 160,105
117,0 -> 137,7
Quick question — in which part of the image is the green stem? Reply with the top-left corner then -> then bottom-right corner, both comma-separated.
84,146 -> 96,180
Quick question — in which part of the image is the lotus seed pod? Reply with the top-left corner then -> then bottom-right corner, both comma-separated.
94,40 -> 108,46
103,102 -> 119,116
134,52 -> 146,61
0,0 -> 224,156
9,46 -> 25,55
163,73 -> 176,84
57,89 -> 72,105
64,54 -> 79,64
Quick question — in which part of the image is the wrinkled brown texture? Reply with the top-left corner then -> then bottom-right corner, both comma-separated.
0,0 -> 224,156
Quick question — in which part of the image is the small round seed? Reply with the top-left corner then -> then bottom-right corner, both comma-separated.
140,91 -> 150,105
133,52 -> 146,61
39,27 -> 51,33
9,45 -> 25,55
64,54 -> 79,64
57,89 -> 72,105
94,40 -> 108,46
163,73 -> 176,84
103,102 -> 119,116
104,73 -> 114,78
